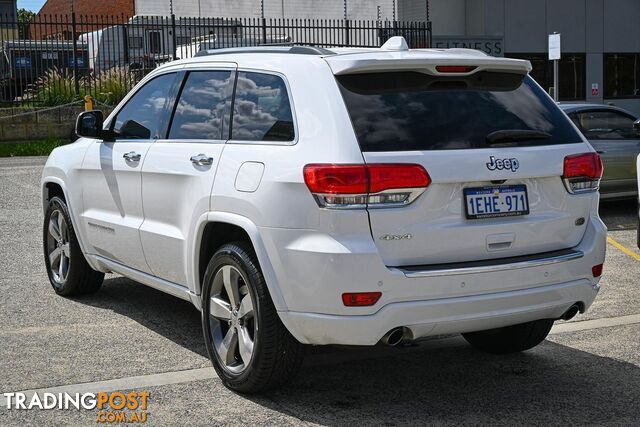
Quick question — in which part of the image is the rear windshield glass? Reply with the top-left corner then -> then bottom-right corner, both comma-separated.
336,71 -> 582,151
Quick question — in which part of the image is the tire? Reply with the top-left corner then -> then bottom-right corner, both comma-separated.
462,319 -> 554,355
201,242 -> 304,393
43,196 -> 104,296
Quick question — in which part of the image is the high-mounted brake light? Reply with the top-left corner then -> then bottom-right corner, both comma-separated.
562,153 -> 603,194
303,164 -> 430,209
435,65 -> 477,73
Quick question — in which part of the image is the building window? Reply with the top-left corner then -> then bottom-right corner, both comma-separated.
604,54 -> 640,99
128,37 -> 143,49
506,53 -> 586,101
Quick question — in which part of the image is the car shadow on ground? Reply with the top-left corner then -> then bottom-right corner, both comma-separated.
73,276 -> 209,358
73,276 -> 640,425
599,198 -> 637,231
250,340 -> 640,425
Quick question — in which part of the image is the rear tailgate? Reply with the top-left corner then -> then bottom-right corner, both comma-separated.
362,147 -> 593,266
330,51 -> 598,267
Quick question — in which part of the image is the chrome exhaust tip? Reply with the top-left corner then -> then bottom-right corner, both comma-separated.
380,327 -> 404,347
561,304 -> 580,321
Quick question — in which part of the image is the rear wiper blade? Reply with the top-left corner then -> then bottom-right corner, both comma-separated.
486,129 -> 551,145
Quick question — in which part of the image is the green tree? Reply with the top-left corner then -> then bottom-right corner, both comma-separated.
17,8 -> 36,39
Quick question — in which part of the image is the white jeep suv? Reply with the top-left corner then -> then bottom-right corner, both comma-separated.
42,38 -> 607,393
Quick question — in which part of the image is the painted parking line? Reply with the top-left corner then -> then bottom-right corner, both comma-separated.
9,313 -> 640,398
607,236 -> 640,261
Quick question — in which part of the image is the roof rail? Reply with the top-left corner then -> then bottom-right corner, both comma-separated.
194,45 -> 335,57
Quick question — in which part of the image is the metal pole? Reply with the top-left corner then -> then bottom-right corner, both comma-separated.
71,12 -> 79,96
554,59 -> 559,102
171,14 -> 177,60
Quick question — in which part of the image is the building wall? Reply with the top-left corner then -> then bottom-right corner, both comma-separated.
0,0 -> 16,20
423,0 -> 640,114
0,0 -> 17,39
135,0 -> 398,21
397,0 -> 427,22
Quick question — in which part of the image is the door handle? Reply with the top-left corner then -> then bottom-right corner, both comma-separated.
190,153 -> 214,166
123,151 -> 141,162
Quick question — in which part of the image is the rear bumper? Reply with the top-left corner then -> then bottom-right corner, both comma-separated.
262,215 -> 606,345
279,279 -> 597,345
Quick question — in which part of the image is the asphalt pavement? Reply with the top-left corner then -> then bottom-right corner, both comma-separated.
0,156 -> 638,426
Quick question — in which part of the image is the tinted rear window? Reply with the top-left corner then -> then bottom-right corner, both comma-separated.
337,71 -> 582,151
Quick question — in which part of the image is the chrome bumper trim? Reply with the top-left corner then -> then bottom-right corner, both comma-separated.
395,249 -> 585,278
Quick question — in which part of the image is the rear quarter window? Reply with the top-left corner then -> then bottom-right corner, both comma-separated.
231,72 -> 295,142
337,71 -> 583,152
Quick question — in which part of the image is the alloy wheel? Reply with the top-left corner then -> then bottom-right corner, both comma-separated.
46,210 -> 71,284
208,265 -> 256,374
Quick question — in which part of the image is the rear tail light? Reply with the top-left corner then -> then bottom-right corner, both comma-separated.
303,164 -> 430,209
562,153 -> 603,194
592,264 -> 604,278
342,292 -> 382,307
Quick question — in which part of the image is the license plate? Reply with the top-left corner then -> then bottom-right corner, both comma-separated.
464,185 -> 529,219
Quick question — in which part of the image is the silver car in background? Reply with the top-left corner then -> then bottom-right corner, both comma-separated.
560,104 -> 640,199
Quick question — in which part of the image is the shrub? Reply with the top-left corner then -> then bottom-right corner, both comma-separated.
24,66 -> 140,107
24,67 -> 81,106
87,66 -> 137,106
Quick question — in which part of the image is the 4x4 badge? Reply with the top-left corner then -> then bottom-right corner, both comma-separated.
486,156 -> 520,172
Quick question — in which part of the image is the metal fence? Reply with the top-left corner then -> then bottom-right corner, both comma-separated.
0,14 -> 431,107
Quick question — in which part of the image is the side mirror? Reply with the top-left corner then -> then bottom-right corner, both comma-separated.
76,110 -> 117,141
75,110 -> 104,138
634,119 -> 640,136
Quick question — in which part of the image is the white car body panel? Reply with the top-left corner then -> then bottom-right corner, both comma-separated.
79,140 -> 154,273
139,140 -> 225,286
42,45 -> 607,346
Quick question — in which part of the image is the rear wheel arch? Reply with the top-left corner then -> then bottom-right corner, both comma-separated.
198,222 -> 253,292
195,217 -> 287,311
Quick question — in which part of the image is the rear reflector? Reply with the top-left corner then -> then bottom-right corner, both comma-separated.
562,153 -> 603,194
303,164 -> 430,209
592,264 -> 603,278
435,65 -> 477,73
342,292 -> 382,307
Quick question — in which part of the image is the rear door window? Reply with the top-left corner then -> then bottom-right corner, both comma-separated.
231,72 -> 295,142
169,70 -> 234,140
337,72 -> 582,151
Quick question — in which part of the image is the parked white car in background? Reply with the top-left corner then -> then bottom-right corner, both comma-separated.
41,37 -> 607,393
